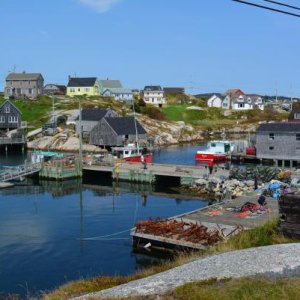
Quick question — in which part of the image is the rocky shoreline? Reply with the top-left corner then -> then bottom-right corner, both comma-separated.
184,177 -> 255,200
26,115 -> 257,153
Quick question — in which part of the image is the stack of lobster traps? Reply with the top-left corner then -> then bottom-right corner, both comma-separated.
279,191 -> 300,238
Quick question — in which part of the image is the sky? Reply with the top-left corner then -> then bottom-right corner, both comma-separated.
1,0 -> 300,96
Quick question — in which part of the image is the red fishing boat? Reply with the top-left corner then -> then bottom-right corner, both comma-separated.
195,141 -> 233,162
112,144 -> 153,163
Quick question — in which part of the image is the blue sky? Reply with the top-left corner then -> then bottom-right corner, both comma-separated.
1,0 -> 300,96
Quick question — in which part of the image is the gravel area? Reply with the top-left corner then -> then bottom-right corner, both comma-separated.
74,243 -> 300,299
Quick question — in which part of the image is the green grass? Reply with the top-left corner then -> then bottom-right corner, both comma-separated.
171,277 -> 300,300
43,219 -> 295,300
0,96 -> 127,129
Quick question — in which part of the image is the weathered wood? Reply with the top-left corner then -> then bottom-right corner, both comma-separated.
279,192 -> 300,238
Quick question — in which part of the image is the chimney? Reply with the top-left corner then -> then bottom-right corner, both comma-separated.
68,75 -> 71,81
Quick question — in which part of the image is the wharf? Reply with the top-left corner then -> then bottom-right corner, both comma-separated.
84,162 -> 229,184
131,193 -> 279,251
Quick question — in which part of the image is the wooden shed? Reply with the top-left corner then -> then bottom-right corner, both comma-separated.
89,117 -> 147,147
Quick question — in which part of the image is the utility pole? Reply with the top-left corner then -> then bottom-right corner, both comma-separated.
52,94 -> 55,125
78,97 -> 83,172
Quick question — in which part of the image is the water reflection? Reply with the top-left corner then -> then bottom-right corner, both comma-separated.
0,177 -> 206,297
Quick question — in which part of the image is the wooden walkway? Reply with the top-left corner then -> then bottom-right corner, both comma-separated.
131,192 -> 279,251
0,163 -> 41,182
84,162 -> 230,184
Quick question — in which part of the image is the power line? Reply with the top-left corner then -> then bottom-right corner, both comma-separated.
263,0 -> 300,11
232,0 -> 300,17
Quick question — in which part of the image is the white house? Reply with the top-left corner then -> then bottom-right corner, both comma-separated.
232,95 -> 264,111
142,86 -> 166,107
103,88 -> 133,102
207,94 -> 223,108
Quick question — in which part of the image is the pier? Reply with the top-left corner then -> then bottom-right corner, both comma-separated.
131,193 -> 279,251
0,163 -> 41,183
83,162 -> 230,185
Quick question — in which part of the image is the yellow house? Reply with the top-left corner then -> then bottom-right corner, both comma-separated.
66,77 -> 100,97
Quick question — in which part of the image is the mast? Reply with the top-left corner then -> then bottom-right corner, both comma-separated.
132,99 -> 140,153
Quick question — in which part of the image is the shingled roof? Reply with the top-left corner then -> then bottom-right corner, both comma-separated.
81,108 -> 110,121
68,77 -> 97,87
104,117 -> 147,135
99,80 -> 123,89
257,122 -> 300,132
6,73 -> 43,81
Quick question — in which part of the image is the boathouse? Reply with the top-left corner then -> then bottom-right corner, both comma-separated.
76,108 -> 118,137
89,117 -> 147,147
0,100 -> 22,130
256,123 -> 300,167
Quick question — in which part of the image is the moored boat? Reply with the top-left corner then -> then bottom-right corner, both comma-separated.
112,144 -> 153,163
195,140 -> 233,162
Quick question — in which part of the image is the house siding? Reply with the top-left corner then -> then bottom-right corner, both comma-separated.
5,75 -> 44,99
0,101 -> 22,129
256,131 -> 300,160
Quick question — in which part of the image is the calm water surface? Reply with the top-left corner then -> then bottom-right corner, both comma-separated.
0,145 -> 208,297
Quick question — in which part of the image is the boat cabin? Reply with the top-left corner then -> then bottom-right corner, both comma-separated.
206,141 -> 232,154
112,144 -> 142,159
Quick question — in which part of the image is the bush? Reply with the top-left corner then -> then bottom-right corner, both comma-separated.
141,105 -> 167,120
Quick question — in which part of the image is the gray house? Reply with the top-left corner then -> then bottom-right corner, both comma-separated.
102,88 -> 133,102
76,108 -> 118,136
89,117 -> 147,147
5,72 -> 44,100
99,79 -> 123,94
256,123 -> 300,167
44,84 -> 66,95
0,100 -> 22,130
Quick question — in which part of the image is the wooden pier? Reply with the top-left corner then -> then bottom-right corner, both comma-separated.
131,193 -> 279,251
83,162 -> 229,185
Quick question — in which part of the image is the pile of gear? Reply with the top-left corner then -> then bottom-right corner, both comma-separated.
135,218 -> 221,245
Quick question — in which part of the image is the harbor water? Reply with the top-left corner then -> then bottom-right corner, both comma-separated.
0,145 -> 208,298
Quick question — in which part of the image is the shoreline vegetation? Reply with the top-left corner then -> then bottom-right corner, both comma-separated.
43,219 -> 297,300
0,95 -> 289,151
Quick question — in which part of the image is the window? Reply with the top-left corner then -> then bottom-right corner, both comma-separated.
238,103 -> 244,108
8,116 -> 18,123
0,116 -> 5,123
28,88 -> 32,94
296,147 -> 300,153
269,146 -> 274,150
84,88 -> 90,92
296,134 -> 300,141
70,88 -> 75,92
269,133 -> 274,140
5,106 -> 10,113
78,88 -> 81,92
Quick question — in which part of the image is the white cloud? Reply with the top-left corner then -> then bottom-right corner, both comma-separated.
79,0 -> 122,13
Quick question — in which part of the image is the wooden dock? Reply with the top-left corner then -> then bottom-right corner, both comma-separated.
131,193 -> 279,251
84,162 -> 229,184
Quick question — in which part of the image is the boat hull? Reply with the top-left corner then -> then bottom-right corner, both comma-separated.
195,153 -> 228,162
125,153 -> 153,163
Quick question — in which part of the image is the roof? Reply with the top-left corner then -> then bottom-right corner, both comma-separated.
144,86 -> 162,91
257,122 -> 300,132
6,73 -> 43,81
104,117 -> 147,135
103,88 -> 133,94
67,77 -> 97,87
81,108 -> 110,121
163,87 -> 185,94
99,80 -> 123,89
226,89 -> 245,96
0,100 -> 22,115
44,84 -> 66,90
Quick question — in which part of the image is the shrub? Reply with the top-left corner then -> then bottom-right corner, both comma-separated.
141,105 -> 167,120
